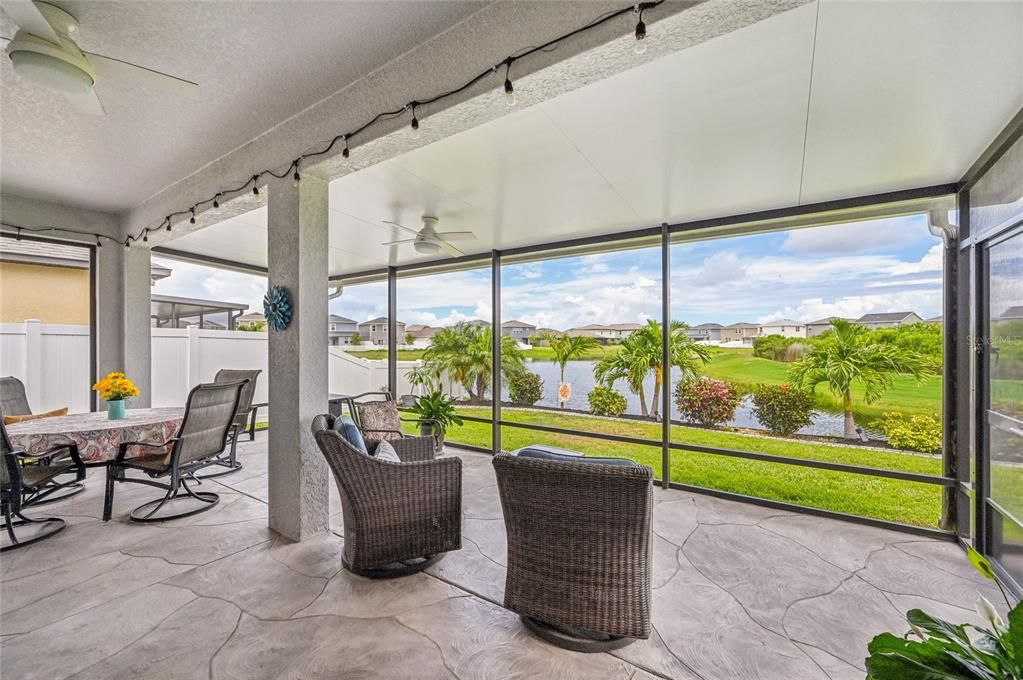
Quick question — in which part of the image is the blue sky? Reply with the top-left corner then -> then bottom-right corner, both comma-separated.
153,213 -> 944,330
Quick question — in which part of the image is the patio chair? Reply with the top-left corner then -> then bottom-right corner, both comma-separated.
0,376 -> 31,417
345,390 -> 439,449
193,368 -> 261,478
311,413 -> 462,578
103,380 -> 246,523
1,421 -> 85,552
493,448 -> 653,652
0,416 -> 86,507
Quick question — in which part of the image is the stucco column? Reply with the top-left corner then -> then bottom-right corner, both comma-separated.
123,245 -> 152,407
94,245 -> 125,389
267,175 -> 330,541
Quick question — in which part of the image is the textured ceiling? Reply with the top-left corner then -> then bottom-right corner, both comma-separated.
0,0 -> 486,212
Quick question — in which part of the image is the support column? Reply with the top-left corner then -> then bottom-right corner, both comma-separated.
124,245 -> 152,407
267,175 -> 330,541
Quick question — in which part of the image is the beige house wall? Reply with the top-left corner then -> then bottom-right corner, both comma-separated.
0,262 -> 90,324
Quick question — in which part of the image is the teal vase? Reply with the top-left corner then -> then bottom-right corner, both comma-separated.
107,399 -> 126,420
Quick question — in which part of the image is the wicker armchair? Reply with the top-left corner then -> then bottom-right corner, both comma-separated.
194,368 -> 261,478
311,414 -> 461,578
1,420 -> 85,551
493,450 -> 653,652
103,380 -> 246,523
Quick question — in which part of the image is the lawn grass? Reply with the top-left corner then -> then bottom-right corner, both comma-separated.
425,406 -> 945,528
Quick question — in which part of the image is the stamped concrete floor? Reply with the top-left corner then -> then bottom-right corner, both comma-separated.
1,432 -> 1002,680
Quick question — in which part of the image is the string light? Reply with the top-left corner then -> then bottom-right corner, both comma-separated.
292,159 -> 302,187
503,59 -> 516,107
142,231 -> 149,243
189,209 -> 196,225
96,235 -> 102,248
409,103 -> 420,140
634,5 -> 648,55
3,1 -> 662,249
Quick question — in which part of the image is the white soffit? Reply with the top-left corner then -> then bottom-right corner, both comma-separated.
166,0 -> 1023,276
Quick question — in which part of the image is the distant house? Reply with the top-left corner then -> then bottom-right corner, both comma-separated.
566,324 -> 619,344
925,315 -> 943,325
406,324 -> 441,346
758,319 -> 806,338
686,323 -> 723,342
608,322 -> 643,339
328,314 -> 358,346
236,312 -> 266,326
501,320 -> 536,343
721,322 -> 759,344
464,319 -> 491,328
999,306 -> 1023,321
357,317 -> 406,346
804,317 -> 851,337
855,312 -> 923,330
531,327 -> 561,346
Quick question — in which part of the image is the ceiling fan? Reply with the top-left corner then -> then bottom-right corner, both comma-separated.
382,215 -> 477,257
1,0 -> 199,114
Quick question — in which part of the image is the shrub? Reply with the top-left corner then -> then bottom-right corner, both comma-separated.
588,386 -> 627,417
750,384 -> 815,435
675,378 -> 739,426
752,335 -> 802,362
508,371 -> 544,406
879,413 -> 942,453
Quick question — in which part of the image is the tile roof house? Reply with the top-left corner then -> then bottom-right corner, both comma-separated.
720,322 -> 760,344
357,317 -> 406,346
328,314 -> 358,345
500,320 -> 537,341
686,323 -> 724,342
805,317 -> 854,337
758,319 -> 806,338
854,311 -> 923,329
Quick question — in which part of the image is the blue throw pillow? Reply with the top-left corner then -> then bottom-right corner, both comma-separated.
334,415 -> 368,455
515,446 -> 638,468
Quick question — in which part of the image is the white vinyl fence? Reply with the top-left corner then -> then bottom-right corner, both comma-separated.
1,321 -> 437,420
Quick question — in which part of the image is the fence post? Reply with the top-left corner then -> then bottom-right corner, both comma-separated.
24,319 -> 42,409
186,325 -> 201,388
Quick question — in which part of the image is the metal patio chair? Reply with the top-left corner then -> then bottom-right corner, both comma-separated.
0,376 -> 31,417
343,390 -> 439,449
1,420 -> 85,552
193,368 -> 261,478
493,448 -> 653,652
311,414 -> 461,578
103,380 -> 246,523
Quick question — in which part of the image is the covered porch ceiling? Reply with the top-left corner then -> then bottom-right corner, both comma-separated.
160,0 -> 1023,278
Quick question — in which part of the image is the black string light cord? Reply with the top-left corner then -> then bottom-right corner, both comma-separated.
2,2 -> 661,250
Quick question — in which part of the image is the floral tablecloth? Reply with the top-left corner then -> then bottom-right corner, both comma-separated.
6,408 -> 184,463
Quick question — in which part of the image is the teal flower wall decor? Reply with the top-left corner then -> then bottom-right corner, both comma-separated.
263,285 -> 293,331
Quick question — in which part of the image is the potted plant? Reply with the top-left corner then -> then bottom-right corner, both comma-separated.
865,546 -> 1022,678
405,390 -> 463,451
92,372 -> 140,420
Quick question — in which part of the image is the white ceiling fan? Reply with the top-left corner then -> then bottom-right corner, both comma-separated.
1,0 -> 199,115
382,215 -> 477,257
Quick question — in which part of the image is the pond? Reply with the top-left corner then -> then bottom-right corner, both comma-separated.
499,359 -> 881,439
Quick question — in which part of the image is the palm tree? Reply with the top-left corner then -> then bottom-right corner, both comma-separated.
542,332 -> 598,407
423,323 -> 525,402
789,318 -> 935,439
594,319 -> 710,419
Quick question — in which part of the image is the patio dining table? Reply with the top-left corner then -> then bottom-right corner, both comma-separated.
5,407 -> 185,464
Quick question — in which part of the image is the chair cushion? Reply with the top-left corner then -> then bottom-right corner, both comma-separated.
334,415 -> 368,455
4,407 -> 68,425
356,401 -> 404,441
515,446 -> 639,468
373,439 -> 401,463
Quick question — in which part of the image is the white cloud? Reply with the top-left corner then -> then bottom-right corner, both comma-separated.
781,215 -> 929,254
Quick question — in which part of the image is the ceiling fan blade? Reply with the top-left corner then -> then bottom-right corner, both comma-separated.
382,220 -> 420,236
436,239 -> 465,258
381,238 -> 416,246
1,0 -> 61,44
436,231 -> 477,241
85,51 -> 199,100
64,88 -> 105,115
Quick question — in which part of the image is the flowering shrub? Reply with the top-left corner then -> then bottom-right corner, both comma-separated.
675,378 -> 739,426
588,386 -> 627,417
751,384 -> 815,435
508,371 -> 544,406
879,413 -> 942,453
92,372 -> 139,402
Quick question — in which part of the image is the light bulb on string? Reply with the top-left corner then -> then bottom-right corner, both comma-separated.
292,158 -> 302,187
213,194 -> 220,209
189,209 -> 195,225
342,135 -> 350,159
142,231 -> 148,243
96,235 -> 102,248
410,104 -> 420,140
503,59 -> 516,106
252,175 -> 261,199
634,7 -> 647,55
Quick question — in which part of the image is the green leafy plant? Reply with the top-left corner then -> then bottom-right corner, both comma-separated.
751,383 -> 815,435
879,413 -> 942,453
404,332 -> 415,345
508,371 -> 544,406
405,390 -> 464,436
866,547 -> 1021,679
423,323 -> 525,402
588,385 -> 627,417
542,332 -> 598,407
237,321 -> 266,332
349,331 -> 362,346
675,378 -> 739,426
752,335 -> 804,362
407,363 -> 441,393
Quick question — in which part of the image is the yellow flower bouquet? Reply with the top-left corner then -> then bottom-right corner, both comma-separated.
93,372 -> 139,419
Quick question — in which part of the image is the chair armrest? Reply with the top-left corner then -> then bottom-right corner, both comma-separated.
361,428 -> 407,439
115,438 -> 179,463
36,442 -> 86,480
386,436 -> 437,462
350,455 -> 462,519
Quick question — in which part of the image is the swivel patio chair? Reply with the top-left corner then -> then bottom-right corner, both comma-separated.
103,380 -> 246,523
0,376 -> 31,417
311,414 -> 461,578
1,421 -> 85,551
493,448 -> 653,652
345,391 -> 439,449
193,368 -> 261,478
